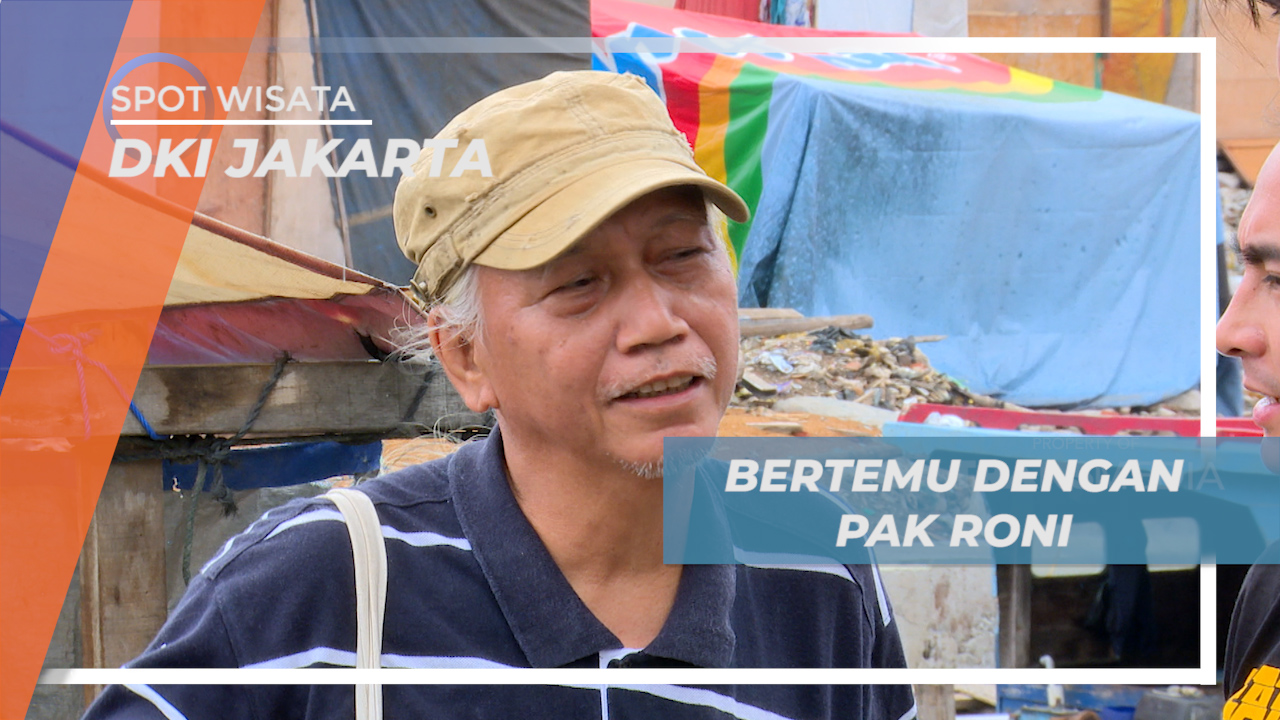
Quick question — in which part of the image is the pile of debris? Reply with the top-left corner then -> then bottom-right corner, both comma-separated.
733,323 -> 1199,420
735,326 -> 1006,413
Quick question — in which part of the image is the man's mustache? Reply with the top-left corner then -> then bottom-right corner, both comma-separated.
599,356 -> 719,401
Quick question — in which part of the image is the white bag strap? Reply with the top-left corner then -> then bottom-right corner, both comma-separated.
326,488 -> 387,720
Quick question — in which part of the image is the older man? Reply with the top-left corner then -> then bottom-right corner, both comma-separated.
83,71 -> 914,720
1219,140 -> 1280,719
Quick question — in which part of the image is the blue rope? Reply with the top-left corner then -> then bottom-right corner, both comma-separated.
129,400 -> 164,440
0,306 -> 25,328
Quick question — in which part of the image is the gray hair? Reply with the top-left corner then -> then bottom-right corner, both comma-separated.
391,263 -> 482,366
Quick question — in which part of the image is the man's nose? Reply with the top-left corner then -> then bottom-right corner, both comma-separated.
615,276 -> 689,352
1217,285 -> 1266,358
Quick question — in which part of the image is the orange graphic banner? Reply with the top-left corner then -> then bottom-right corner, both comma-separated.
0,1 -> 268,716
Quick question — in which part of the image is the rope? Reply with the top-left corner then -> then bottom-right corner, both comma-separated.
0,306 -> 162,439
178,352 -> 292,584
129,400 -> 164,441
181,461 -> 210,585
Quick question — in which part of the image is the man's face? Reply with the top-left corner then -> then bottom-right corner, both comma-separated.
1218,149 -> 1280,436
465,186 -> 739,474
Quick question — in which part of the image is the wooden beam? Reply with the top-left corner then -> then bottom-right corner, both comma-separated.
997,564 -> 1033,668
913,685 -> 956,720
79,460 -> 167,676
739,314 -> 873,338
109,361 -> 474,438
3,361 -> 477,439
1221,138 -> 1279,187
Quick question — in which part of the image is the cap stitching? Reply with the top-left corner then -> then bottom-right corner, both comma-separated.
563,86 -> 606,138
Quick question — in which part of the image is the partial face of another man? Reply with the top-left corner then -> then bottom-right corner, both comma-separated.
448,186 -> 739,475
1218,148 -> 1280,436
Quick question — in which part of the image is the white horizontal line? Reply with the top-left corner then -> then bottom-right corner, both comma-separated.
269,36 -> 1216,54
115,36 -> 1213,55
593,36 -> 1214,55
38,667 -> 1214,686
110,120 -> 372,126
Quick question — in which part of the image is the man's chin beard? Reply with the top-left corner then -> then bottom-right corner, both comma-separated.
612,442 -> 715,480
615,458 -> 664,480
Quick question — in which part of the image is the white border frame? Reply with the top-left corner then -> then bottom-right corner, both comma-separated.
43,34 -> 1219,689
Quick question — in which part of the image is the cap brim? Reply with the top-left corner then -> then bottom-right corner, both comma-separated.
473,157 -> 750,271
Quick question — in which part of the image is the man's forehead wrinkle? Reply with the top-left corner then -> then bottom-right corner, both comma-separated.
653,209 -> 711,232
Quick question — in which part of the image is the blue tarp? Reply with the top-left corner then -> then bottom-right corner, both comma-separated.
166,441 -> 383,491
737,76 -> 1200,408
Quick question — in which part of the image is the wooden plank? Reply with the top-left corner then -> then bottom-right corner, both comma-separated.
997,564 -> 1033,668
1221,138 -> 1279,186
0,361 -> 476,438
913,685 -> 957,720
190,0 -> 271,236
738,308 -> 803,320
2,358 -> 478,438
739,314 -> 873,338
79,460 -> 167,672
123,361 -> 477,437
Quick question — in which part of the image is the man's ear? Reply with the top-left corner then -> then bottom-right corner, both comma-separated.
428,310 -> 498,413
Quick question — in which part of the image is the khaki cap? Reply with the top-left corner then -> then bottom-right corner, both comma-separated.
393,70 -> 750,304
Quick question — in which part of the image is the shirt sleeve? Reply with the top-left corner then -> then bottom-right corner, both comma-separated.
78,568 -> 250,720
78,497 -> 339,720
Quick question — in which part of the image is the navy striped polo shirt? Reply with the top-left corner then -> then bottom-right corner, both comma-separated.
83,427 -> 917,720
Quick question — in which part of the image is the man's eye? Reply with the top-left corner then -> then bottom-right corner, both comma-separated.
669,247 -> 708,262
557,276 -> 596,292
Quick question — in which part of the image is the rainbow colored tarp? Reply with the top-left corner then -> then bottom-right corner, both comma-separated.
592,0 -> 1200,408
593,0 -> 1100,258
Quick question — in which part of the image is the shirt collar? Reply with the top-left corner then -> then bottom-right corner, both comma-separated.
449,425 -> 737,668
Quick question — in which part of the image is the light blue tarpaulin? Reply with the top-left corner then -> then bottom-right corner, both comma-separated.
737,75 -> 1200,408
